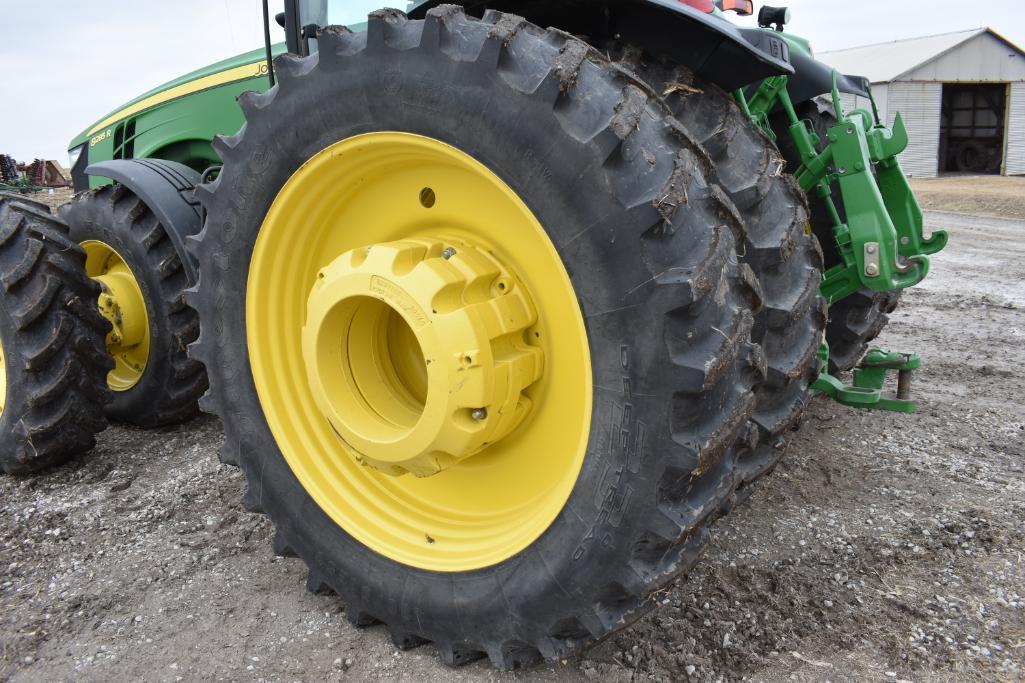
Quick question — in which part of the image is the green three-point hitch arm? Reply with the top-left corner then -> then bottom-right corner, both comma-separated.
735,31 -> 948,413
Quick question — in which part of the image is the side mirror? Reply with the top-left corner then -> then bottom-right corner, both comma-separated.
275,12 -> 286,28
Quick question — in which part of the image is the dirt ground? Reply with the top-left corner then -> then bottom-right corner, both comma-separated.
1,201 -> 1023,681
16,187 -> 74,213
911,175 -> 1025,221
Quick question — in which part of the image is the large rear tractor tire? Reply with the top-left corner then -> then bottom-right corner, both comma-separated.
61,185 -> 207,427
0,193 -> 112,475
773,100 -> 901,374
623,52 -> 826,486
189,8 -> 765,668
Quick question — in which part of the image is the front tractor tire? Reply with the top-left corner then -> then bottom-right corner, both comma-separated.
190,8 -> 765,668
0,194 -> 112,475
61,186 -> 207,427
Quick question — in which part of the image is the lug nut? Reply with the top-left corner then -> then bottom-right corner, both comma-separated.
442,247 -> 457,260
471,407 -> 488,421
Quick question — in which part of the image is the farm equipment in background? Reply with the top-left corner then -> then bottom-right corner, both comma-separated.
0,0 -> 948,670
0,155 -> 40,193
0,156 -> 73,193
26,159 -> 71,188
0,155 -> 19,185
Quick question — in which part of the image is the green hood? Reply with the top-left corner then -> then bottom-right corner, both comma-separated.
69,44 -> 285,150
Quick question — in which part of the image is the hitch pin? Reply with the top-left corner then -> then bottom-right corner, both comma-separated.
897,367 -> 913,401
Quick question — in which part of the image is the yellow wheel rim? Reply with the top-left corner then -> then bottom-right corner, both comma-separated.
82,240 -> 150,392
0,334 -> 7,418
248,132 -> 592,571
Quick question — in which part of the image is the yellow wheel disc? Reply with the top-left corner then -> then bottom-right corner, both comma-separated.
81,240 -> 150,392
0,334 -> 7,418
248,133 -> 592,571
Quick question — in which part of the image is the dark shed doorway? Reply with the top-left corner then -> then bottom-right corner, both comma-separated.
939,83 -> 1007,174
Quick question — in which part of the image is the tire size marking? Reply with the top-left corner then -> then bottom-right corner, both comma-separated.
572,398 -> 649,563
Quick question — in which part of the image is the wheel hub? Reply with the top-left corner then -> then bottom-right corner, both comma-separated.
81,241 -> 150,391
303,238 -> 543,477
247,132 -> 592,570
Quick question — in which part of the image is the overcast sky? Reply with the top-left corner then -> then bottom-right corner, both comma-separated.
2,0 -> 1024,163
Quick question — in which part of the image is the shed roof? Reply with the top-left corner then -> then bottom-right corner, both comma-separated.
819,28 -> 1024,84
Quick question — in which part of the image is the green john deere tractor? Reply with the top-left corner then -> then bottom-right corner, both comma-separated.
0,0 -> 947,668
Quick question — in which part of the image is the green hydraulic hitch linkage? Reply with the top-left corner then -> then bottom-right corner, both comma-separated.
811,345 -> 920,413
739,72 -> 948,301
735,70 -> 947,413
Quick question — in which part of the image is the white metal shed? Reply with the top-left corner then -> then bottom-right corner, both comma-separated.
820,28 -> 1025,178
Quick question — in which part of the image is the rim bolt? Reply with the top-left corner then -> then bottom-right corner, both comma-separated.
471,407 -> 488,421
442,247 -> 457,260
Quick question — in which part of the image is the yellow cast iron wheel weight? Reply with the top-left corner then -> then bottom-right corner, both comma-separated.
81,240 -> 150,392
247,132 -> 593,572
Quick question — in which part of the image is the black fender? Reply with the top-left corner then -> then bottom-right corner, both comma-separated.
787,46 -> 871,105
85,159 -> 203,285
408,0 -> 794,91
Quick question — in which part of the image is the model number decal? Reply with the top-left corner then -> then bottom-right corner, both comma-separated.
90,129 -> 112,147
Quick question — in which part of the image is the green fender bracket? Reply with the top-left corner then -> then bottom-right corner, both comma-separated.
812,346 -> 921,413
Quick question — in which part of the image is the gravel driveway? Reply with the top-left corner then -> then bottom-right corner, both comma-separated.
1,210 -> 1023,682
